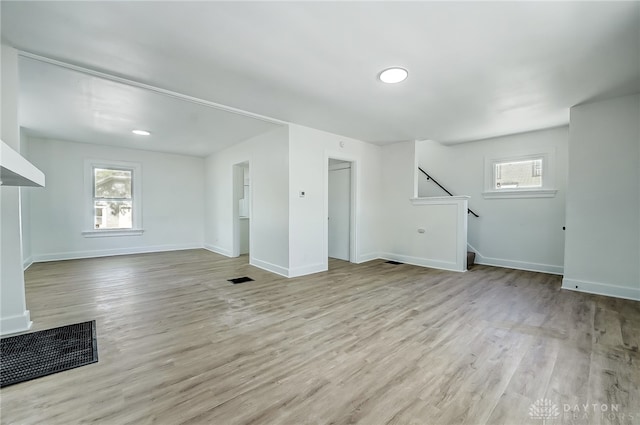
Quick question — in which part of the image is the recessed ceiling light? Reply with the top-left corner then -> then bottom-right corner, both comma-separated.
378,67 -> 408,84
132,129 -> 151,136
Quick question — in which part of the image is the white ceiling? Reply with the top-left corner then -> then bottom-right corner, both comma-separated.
2,1 -> 639,155
18,57 -> 281,157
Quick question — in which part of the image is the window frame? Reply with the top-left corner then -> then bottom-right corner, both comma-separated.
83,159 -> 143,237
483,152 -> 557,199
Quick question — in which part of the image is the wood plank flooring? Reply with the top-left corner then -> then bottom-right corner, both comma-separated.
1,249 -> 638,425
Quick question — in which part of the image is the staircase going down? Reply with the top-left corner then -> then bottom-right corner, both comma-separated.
467,251 -> 476,269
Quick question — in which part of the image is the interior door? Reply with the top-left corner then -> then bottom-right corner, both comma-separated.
328,165 -> 351,261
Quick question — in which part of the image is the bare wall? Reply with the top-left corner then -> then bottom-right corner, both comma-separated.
204,125 -> 290,276
564,94 -> 640,300
25,137 -> 206,261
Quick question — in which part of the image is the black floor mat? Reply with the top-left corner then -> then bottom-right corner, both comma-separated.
385,260 -> 403,265
228,276 -> 254,284
0,320 -> 98,388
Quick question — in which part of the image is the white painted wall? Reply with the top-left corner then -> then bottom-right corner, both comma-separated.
417,126 -> 569,274
564,94 -> 640,301
287,124 -> 382,276
25,137 -> 205,261
204,125 -> 290,276
380,141 -> 467,272
1,43 -> 32,335
20,129 -> 33,269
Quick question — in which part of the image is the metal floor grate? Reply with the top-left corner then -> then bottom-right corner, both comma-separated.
0,320 -> 98,388
228,277 -> 254,284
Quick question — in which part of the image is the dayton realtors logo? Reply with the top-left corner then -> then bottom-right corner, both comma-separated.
528,399 -> 632,423
563,403 -> 630,422
529,399 -> 560,425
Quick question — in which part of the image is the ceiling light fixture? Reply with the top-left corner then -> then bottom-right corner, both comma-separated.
132,130 -> 151,136
378,67 -> 408,84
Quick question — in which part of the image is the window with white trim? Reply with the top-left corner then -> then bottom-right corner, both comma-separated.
93,167 -> 133,229
84,160 -> 143,236
483,153 -> 557,199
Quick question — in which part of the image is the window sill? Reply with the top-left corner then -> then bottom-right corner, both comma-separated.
82,229 -> 145,238
482,189 -> 557,199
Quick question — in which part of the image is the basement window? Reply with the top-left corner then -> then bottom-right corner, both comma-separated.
494,158 -> 542,190
82,160 -> 143,237
483,153 -> 557,199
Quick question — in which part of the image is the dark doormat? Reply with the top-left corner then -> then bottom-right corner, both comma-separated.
385,260 -> 403,265
228,276 -> 254,284
0,320 -> 98,388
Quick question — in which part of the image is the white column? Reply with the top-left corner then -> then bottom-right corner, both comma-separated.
1,44 -> 32,335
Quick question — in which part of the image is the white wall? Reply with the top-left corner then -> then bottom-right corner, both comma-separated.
20,129 -> 33,268
287,124 -> 382,276
204,125 -> 290,276
1,43 -> 32,335
564,94 -> 640,301
417,126 -> 569,274
25,137 -> 206,261
380,141 -> 468,272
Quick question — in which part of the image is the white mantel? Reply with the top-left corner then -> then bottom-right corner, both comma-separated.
1,139 -> 45,187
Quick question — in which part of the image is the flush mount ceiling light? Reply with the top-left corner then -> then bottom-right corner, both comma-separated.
378,67 -> 408,84
132,129 -> 151,136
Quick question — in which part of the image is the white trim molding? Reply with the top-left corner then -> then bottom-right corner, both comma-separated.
19,50 -> 286,127
249,257 -> 289,278
203,243 -> 232,257
0,310 -> 32,336
562,278 -> 640,301
31,243 -> 202,263
379,252 -> 464,273
288,263 -> 326,278
467,243 -> 564,275
356,252 -> 380,264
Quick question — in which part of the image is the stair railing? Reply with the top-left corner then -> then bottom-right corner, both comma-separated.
418,167 -> 480,218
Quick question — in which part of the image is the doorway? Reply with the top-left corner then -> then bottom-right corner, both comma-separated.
328,159 -> 353,262
233,161 -> 250,258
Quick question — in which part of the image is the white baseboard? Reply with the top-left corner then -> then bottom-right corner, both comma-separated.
562,278 -> 640,301
467,244 -> 564,275
203,243 -> 232,257
0,310 -> 32,336
379,252 -> 464,272
288,263 -> 326,278
32,243 -> 203,263
356,252 -> 379,264
23,256 -> 34,270
250,257 -> 289,278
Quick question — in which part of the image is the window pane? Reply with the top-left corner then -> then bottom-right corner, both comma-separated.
94,168 -> 132,199
495,159 -> 542,189
94,201 -> 132,229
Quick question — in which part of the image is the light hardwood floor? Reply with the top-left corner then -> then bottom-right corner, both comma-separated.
1,249 -> 638,425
